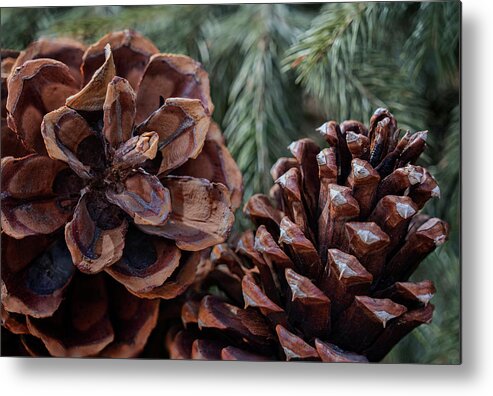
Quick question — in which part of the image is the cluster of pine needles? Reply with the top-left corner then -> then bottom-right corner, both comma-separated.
0,2 -> 460,364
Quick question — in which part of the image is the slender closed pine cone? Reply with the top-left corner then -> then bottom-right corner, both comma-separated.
166,109 -> 448,362
1,30 -> 242,357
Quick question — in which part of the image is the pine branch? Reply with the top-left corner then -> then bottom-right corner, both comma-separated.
284,2 -> 373,113
283,2 -> 426,124
402,1 -> 460,87
205,4 -> 308,197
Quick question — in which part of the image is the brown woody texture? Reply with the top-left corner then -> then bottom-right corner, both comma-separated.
166,109 -> 448,362
1,30 -> 242,357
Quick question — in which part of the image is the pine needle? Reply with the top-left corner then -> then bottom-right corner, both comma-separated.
204,4 -> 308,197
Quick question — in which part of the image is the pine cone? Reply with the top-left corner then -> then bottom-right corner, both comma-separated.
1,30 -> 242,357
166,109 -> 448,362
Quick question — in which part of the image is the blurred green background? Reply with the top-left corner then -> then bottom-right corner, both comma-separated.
0,1 -> 460,363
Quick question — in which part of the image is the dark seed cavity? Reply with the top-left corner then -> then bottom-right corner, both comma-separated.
25,239 -> 75,295
77,135 -> 106,170
52,168 -> 84,196
86,196 -> 124,230
76,110 -> 105,133
115,227 -> 157,276
141,150 -> 163,175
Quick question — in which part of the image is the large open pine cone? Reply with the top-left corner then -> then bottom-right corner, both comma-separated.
1,30 -> 242,357
166,109 -> 449,362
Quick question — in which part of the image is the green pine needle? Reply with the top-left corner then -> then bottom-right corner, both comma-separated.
205,5 -> 308,197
